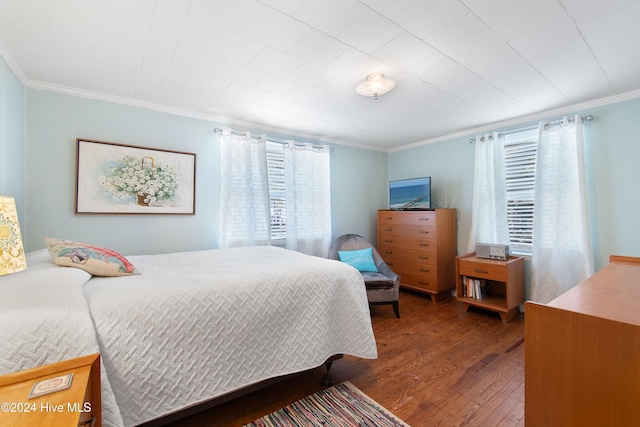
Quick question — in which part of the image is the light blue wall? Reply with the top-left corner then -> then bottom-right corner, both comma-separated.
388,136 -> 475,255
23,89 -> 386,255
331,144 -> 388,239
585,99 -> 640,267
389,97 -> 640,288
25,90 -> 218,255
0,56 -> 26,224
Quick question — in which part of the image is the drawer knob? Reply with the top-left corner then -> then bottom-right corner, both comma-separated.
475,269 -> 488,274
420,281 -> 430,285
385,239 -> 393,243
420,268 -> 430,273
419,218 -> 429,221
419,243 -> 430,247
385,251 -> 393,255
385,217 -> 393,220
420,230 -> 429,234
419,256 -> 429,260
385,228 -> 393,232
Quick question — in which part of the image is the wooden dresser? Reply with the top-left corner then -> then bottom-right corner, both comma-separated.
525,256 -> 640,426
377,209 -> 457,303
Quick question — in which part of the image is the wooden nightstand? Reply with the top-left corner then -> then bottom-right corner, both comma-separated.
0,353 -> 101,427
455,252 -> 524,322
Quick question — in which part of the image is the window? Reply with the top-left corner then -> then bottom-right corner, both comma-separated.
266,141 -> 286,242
218,130 -> 330,256
503,128 -> 538,255
266,139 -> 332,255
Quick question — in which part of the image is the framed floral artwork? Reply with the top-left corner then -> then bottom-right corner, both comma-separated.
75,139 -> 196,214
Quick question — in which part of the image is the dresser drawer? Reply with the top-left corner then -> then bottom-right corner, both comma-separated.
378,245 -> 437,265
386,258 -> 437,275
378,211 -> 436,226
378,235 -> 436,251
401,275 -> 438,292
379,223 -> 437,239
458,259 -> 508,282
396,264 -> 437,282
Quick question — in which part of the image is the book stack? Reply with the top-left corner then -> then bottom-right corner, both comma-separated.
462,276 -> 487,300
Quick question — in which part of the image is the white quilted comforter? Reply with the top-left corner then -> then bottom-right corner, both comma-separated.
0,249 -> 124,426
1,246 -> 377,427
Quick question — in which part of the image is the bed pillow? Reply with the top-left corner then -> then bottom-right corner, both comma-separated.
338,248 -> 378,273
45,237 -> 138,277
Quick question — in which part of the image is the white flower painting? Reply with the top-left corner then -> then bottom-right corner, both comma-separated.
75,139 -> 196,214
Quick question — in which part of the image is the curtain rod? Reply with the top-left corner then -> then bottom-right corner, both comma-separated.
213,128 -> 332,152
469,115 -> 594,143
543,114 -> 593,130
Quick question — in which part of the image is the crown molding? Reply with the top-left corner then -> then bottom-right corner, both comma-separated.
25,79 -> 387,152
0,43 -> 28,86
15,67 -> 640,155
390,89 -> 640,153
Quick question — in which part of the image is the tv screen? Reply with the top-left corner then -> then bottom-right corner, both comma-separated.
389,177 -> 431,210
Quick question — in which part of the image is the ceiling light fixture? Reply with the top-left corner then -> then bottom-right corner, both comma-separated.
356,73 -> 395,100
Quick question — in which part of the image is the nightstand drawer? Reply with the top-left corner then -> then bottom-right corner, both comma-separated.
459,260 -> 508,282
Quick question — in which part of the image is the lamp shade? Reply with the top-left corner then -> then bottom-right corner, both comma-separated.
0,195 -> 27,275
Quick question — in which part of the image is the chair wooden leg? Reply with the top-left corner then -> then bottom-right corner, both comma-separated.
392,301 -> 400,318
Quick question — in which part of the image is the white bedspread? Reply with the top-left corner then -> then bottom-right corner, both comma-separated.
82,246 -> 378,426
0,250 -> 124,427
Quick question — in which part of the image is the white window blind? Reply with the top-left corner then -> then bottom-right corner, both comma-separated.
266,141 -> 286,242
503,128 -> 538,255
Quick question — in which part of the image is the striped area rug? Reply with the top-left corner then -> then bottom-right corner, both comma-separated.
244,381 -> 410,427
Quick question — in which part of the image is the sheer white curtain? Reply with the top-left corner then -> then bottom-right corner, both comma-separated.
283,142 -> 331,257
530,115 -> 593,303
218,128 -> 271,248
467,132 -> 509,253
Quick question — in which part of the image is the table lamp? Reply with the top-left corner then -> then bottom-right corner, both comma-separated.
0,195 -> 27,275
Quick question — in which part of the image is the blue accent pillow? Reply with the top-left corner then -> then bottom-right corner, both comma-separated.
338,248 -> 378,272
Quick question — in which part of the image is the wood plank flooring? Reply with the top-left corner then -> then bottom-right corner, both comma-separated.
166,290 -> 525,427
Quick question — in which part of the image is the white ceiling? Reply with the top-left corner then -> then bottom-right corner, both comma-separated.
2,0 -> 640,151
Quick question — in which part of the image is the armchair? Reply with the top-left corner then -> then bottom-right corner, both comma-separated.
328,234 -> 400,318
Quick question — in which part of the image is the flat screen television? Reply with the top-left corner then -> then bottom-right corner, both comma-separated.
389,177 -> 431,210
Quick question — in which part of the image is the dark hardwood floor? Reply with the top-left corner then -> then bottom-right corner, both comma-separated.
166,290 -> 525,427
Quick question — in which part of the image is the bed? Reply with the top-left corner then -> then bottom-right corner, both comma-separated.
0,245 -> 378,427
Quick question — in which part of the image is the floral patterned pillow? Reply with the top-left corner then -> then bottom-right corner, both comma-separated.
45,237 -> 138,277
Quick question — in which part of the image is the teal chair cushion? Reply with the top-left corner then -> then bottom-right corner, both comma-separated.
338,248 -> 378,272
